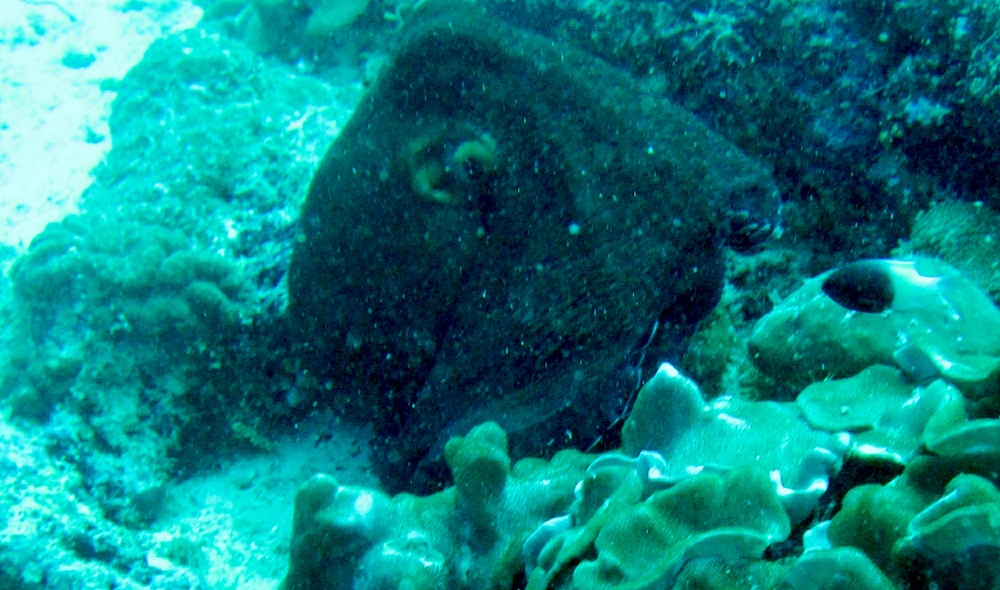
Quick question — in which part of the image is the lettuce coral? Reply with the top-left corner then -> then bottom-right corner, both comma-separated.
621,362 -> 844,524
527,466 -> 790,590
821,467 -> 1000,588
782,547 -> 896,590
796,366 -> 964,466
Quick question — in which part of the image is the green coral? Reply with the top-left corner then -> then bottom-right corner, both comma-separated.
822,465 -> 1000,587
797,365 -> 916,432
0,27 -> 347,527
782,547 -> 897,590
796,366 -> 963,465
738,255 -> 1000,585
921,387 -> 1000,461
620,362 -> 844,524
281,422 -> 591,590
907,473 -> 1000,551
671,558 -> 789,589
10,215 -> 249,348
283,416 -> 827,590
527,466 -> 790,590
444,421 -> 511,540
276,250 -> 1000,589
827,482 -> 927,572
749,257 -> 1000,396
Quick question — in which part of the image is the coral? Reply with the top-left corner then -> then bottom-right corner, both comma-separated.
749,257 -> 1000,395
280,422 -> 592,590
827,482 -> 927,572
920,385 -> 1000,461
526,466 -> 790,590
796,366 -> 963,466
665,1 -> 753,68
671,558 -> 789,589
619,363 -> 844,525
820,464 -> 1000,587
781,547 -> 896,590
279,329 -> 1000,589
244,0 -> 371,57
906,474 -> 1000,554
9,215 -> 249,349
279,364 -> 852,589
797,366 -> 914,432
0,27 -> 347,529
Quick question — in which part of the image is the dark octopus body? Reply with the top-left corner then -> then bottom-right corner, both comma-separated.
288,1 -> 781,491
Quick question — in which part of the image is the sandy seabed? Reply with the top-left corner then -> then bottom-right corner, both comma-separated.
0,0 -> 202,254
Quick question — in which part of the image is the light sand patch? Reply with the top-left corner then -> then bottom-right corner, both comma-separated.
0,0 -> 202,252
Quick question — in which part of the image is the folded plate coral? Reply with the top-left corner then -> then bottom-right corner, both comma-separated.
525,465 -> 791,590
796,366 -> 964,466
619,362 -> 845,524
280,361 -> 858,589
823,466 -> 1000,587
288,0 -> 781,489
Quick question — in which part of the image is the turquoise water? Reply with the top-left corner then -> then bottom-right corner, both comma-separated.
2,0 -> 1000,587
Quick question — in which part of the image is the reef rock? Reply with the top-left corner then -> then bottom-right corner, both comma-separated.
288,1 -> 780,489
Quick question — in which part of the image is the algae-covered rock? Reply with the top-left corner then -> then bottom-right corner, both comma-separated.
895,199 -> 1000,301
245,0 -> 371,57
749,258 -> 1000,394
289,0 -> 781,489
